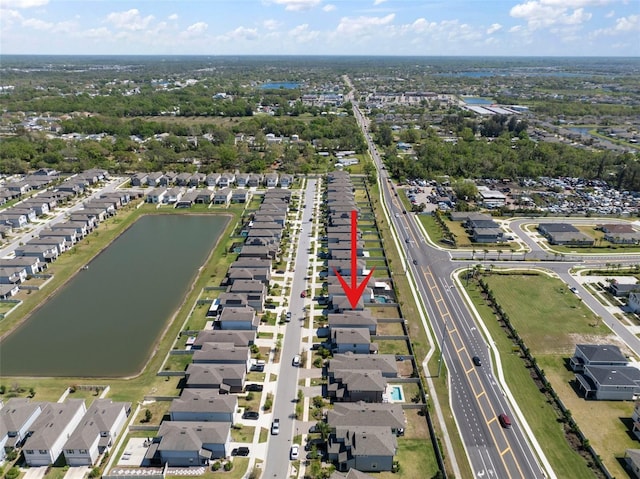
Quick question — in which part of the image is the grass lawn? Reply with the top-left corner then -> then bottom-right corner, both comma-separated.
480,272 -> 633,478
377,321 -> 405,336
135,401 -> 170,426
369,306 -> 401,319
417,214 -> 446,244
162,353 -> 193,372
230,425 -> 255,443
378,439 -> 439,479
377,339 -> 410,356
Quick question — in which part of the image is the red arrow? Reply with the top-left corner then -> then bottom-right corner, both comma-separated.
333,210 -> 375,309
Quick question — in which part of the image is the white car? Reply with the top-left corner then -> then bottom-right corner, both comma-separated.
292,354 -> 301,367
290,444 -> 300,460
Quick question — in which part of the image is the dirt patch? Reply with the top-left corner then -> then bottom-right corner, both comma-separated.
397,359 -> 414,377
567,333 -> 635,357
403,408 -> 430,440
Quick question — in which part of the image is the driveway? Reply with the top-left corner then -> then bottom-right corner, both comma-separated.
63,466 -> 91,479
22,467 -> 47,479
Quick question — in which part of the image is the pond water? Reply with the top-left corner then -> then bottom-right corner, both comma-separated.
0,214 -> 228,377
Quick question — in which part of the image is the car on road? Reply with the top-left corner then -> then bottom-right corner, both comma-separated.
242,411 -> 259,420
395,213 -> 400,217
472,356 -> 482,366
245,383 -> 263,392
290,444 -> 300,460
285,311 -> 292,322
271,419 -> 280,435
413,259 -> 418,265
300,290 -> 307,298
570,286 -> 578,294
405,238 -> 410,243
292,354 -> 301,367
498,413 -> 511,428
232,447 -> 250,456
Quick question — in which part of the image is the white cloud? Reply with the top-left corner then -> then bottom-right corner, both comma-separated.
487,23 -> 502,34
0,8 -> 23,25
273,0 -> 321,11
605,10 -> 615,18
510,1 -> 592,30
373,0 -> 387,5
79,27 -> 111,40
336,13 -> 395,35
0,0 -> 48,8
263,19 -> 280,30
289,23 -> 319,42
323,4 -> 336,12
539,0 -> 612,6
106,9 -> 155,31
227,26 -> 259,40
186,22 -> 208,34
509,25 -> 523,33
22,17 -> 51,30
168,13 -> 178,21
613,14 -> 639,32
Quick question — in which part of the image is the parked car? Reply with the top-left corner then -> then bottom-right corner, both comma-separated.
285,311 -> 292,322
498,413 -> 511,428
300,290 -> 307,298
271,419 -> 280,435
292,354 -> 301,367
472,356 -> 482,367
232,447 -> 250,457
245,383 -> 264,392
242,411 -> 260,420
290,444 -> 300,460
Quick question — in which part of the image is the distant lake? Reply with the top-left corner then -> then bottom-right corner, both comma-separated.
463,97 -> 494,105
260,82 -> 300,89
569,127 -> 591,135
0,214 -> 228,377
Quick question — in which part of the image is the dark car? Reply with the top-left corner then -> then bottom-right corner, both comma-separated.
242,411 -> 260,420
232,447 -> 250,456
472,356 -> 482,367
413,259 -> 418,265
498,413 -> 511,428
245,383 -> 264,392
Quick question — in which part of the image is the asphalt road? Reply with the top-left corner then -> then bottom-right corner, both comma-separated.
349,96 -> 545,477
262,178 -> 317,479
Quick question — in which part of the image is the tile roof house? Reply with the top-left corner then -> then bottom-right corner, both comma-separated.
168,389 -> 237,423
327,402 -> 405,436
23,399 -> 86,466
0,398 -> 43,449
328,311 -> 378,334
63,399 -> 131,466
152,421 -> 231,465
213,188 -> 232,205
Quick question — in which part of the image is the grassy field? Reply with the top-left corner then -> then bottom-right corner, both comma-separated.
479,272 -> 635,478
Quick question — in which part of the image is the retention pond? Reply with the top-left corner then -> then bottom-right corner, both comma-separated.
0,214 -> 228,377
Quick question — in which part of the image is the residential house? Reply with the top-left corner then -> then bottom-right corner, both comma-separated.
609,280 -> 640,297
247,174 -> 262,188
235,174 -> 250,188
38,228 -> 78,245
327,370 -> 387,403
175,172 -> 192,186
327,426 -> 397,473
28,236 -> 67,254
205,173 -> 221,187
631,401 -> 640,440
331,328 -> 377,355
195,191 -> 214,204
192,330 -> 256,349
20,200 -> 50,216
625,449 -> 640,479
130,173 -> 148,187
327,402 -> 406,437
329,353 -> 398,379
168,389 -> 237,423
152,421 -> 231,465
51,221 -> 88,239
330,470 -> 376,479
0,266 -> 27,285
175,190 -> 199,208
228,280 -> 266,312
231,189 -> 249,203
184,363 -> 246,393
213,188 -> 232,205
0,257 -> 42,276
279,174 -> 294,188
575,365 -> 640,400
0,213 -> 28,229
163,188 -> 183,204
15,244 -> 59,262
0,422 -> 7,462
265,173 -> 279,188
328,311 -> 378,335
0,284 -> 20,300
328,259 -> 368,278
0,398 -> 43,449
218,306 -> 258,330
63,399 -> 131,466
218,173 -> 235,188
239,244 -> 276,260
570,344 -> 629,372
23,399 -> 86,466
147,172 -> 165,187
192,342 -> 251,372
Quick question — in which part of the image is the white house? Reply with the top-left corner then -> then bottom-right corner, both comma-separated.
63,399 -> 131,466
0,398 -> 43,449
24,400 -> 86,466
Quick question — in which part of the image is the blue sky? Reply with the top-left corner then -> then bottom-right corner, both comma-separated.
1,0 -> 638,56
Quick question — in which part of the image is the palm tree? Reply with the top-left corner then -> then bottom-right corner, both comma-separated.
483,249 -> 489,261
496,249 -> 502,261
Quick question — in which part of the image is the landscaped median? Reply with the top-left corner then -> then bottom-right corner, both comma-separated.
463,270 -> 636,479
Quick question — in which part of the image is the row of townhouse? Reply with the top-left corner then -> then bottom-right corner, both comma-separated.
0,168 -> 61,207
0,189 -> 140,300
318,172 -> 403,474
142,188 -> 292,467
131,171 -> 293,189
144,186 -> 250,207
0,397 -> 130,466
